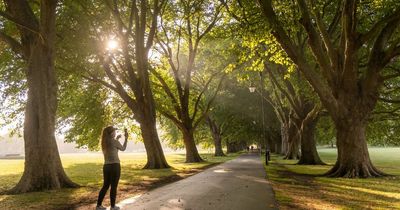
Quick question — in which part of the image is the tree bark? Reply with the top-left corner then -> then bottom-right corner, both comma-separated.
11,46 -> 78,193
136,58 -> 170,168
213,134 -> 225,156
182,130 -> 203,162
284,119 -> 300,159
139,116 -> 169,169
325,119 -> 385,177
297,116 -> 325,165
280,123 -> 289,155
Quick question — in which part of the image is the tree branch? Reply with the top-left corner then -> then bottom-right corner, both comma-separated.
193,73 -> 226,129
0,30 -> 24,58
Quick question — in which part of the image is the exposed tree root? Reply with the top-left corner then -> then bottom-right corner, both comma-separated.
185,156 -> 204,163
324,162 -> 388,178
297,159 -> 326,165
143,161 -> 170,169
8,172 -> 79,194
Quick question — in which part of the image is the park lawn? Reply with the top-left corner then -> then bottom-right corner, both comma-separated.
264,147 -> 400,210
0,152 -> 239,210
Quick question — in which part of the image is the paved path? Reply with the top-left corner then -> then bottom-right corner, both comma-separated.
118,153 -> 278,210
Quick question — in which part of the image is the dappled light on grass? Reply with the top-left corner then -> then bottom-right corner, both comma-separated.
329,183 -> 400,200
265,148 -> 400,210
0,152 -> 239,209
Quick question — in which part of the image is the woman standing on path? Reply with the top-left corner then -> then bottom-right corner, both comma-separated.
96,126 -> 128,210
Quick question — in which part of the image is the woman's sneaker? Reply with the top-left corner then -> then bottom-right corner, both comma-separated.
111,206 -> 120,210
96,205 -> 106,210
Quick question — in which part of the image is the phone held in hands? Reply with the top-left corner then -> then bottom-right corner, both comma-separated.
124,128 -> 128,139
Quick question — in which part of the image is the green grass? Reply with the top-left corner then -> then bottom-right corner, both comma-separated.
264,147 -> 400,210
0,152 -> 239,210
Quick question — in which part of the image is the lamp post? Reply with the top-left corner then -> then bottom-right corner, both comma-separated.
249,71 -> 268,161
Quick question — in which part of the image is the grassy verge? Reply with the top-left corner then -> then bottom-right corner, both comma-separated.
0,152 -> 239,210
264,147 -> 400,210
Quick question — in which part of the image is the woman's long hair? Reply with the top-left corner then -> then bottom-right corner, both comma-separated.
101,126 -> 115,155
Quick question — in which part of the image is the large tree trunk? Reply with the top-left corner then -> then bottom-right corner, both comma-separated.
325,119 -> 385,178
182,130 -> 203,162
135,38 -> 170,169
297,116 -> 325,165
139,117 -> 169,169
9,5 -> 78,192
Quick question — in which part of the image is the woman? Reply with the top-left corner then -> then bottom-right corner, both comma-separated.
96,126 -> 128,210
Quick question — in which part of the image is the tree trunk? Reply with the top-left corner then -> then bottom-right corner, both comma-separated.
213,134 -> 225,156
135,44 -> 170,169
206,116 -> 225,156
268,136 -> 276,153
139,117 -> 169,169
227,140 -> 241,153
10,34 -> 77,194
280,124 -> 289,155
274,132 -> 282,154
297,116 -> 325,165
7,0 -> 78,193
226,141 -> 235,153
284,120 -> 300,159
182,130 -> 203,162
325,120 -> 385,178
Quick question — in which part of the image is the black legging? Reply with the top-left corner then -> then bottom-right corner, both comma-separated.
97,163 -> 121,207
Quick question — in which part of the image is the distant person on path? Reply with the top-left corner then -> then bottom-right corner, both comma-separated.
96,126 -> 128,210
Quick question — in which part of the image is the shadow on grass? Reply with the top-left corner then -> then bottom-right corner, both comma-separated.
0,162 -> 182,209
0,173 -> 21,194
0,153 -> 237,209
269,158 -> 400,210
63,162 -> 186,209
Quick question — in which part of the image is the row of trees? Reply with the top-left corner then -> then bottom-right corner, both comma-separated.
1,0 -> 400,193
0,0 -> 265,193
226,0 -> 400,177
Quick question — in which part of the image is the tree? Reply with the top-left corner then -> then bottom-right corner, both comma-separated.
256,0 -> 400,177
65,0 -> 169,168
266,64 -> 324,164
0,0 -> 77,193
205,114 -> 225,156
152,0 -> 224,162
229,20 -> 323,163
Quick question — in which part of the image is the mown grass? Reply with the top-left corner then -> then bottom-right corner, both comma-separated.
264,147 -> 400,210
0,152 -> 239,210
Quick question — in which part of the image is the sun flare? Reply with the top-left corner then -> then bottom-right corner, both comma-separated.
106,39 -> 119,51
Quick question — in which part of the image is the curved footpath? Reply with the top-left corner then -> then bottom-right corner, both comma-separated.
118,153 -> 278,210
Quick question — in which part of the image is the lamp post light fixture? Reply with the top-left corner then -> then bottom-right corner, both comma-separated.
249,72 -> 269,160
249,86 -> 256,93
